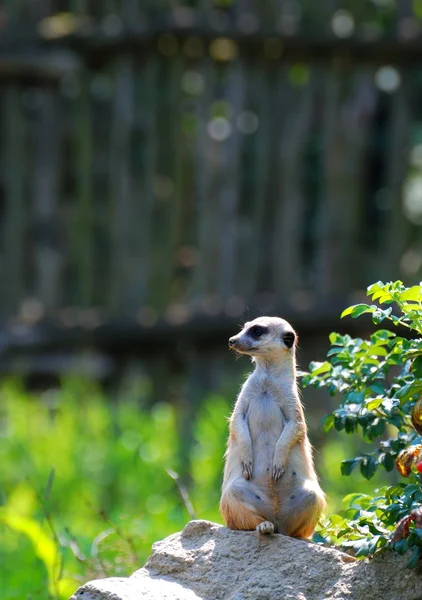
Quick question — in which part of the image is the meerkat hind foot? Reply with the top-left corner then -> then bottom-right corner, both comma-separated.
256,521 -> 274,535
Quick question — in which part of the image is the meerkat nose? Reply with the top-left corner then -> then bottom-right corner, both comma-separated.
228,337 -> 236,346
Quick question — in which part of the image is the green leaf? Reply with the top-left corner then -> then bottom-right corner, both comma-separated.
396,383 -> 422,404
355,540 -> 370,557
400,286 -> 422,303
369,381 -> 385,395
367,535 -> 382,554
367,281 -> 384,297
380,453 -> 395,472
310,361 -> 332,376
394,538 -> 409,555
412,355 -> 422,379
0,510 -> 58,594
334,415 -> 345,432
327,347 -> 343,357
329,332 -> 342,345
368,346 -> 388,357
365,397 -> 383,411
406,546 -> 421,569
342,493 -> 369,508
341,458 -> 360,476
345,391 -> 365,405
344,416 -> 357,434
371,330 -> 395,341
44,468 -> 55,502
312,532 -> 328,544
360,457 -> 377,479
329,514 -> 346,527
372,309 -> 392,324
320,414 -> 335,433
341,304 -> 374,319
368,419 -> 385,440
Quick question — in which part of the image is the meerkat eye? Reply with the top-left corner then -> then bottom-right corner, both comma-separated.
249,325 -> 267,338
283,331 -> 296,348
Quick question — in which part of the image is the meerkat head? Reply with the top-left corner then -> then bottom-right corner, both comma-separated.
228,316 -> 297,359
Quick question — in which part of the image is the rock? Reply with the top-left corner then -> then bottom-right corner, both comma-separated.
71,520 -> 422,600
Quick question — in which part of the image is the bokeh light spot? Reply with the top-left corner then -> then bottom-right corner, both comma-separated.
410,144 -> 422,168
237,111 -> 259,134
331,9 -> 355,38
404,175 -> 422,224
207,117 -> 232,141
375,66 -> 401,93
153,175 -> 174,200
209,38 -> 238,62
289,63 -> 310,87
101,14 -> 123,36
181,71 -> 204,96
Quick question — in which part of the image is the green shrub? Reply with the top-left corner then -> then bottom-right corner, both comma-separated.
0,378 -> 228,599
302,281 -> 422,567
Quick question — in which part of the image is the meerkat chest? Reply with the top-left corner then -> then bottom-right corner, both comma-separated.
246,386 -> 285,437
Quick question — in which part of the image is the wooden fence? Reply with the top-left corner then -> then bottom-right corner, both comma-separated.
1,1 -> 422,362
3,0 -> 422,475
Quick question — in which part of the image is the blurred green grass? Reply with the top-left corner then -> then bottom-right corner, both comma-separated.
0,377 -> 390,599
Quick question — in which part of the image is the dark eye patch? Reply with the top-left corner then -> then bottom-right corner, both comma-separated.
248,325 -> 268,339
283,331 -> 296,348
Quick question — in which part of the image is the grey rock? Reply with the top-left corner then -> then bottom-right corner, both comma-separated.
71,520 -> 422,600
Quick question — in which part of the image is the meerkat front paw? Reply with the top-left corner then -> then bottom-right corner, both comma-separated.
241,460 -> 253,480
256,521 -> 275,534
272,463 -> 285,481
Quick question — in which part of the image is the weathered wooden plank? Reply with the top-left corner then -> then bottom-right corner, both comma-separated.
188,57 -> 244,309
192,56 -> 216,309
170,59 -> 203,312
234,57 -> 270,301
378,68 -> 412,281
315,59 -> 376,300
149,52 -> 185,316
217,59 -> 243,305
32,87 -> 62,313
134,55 -> 159,313
254,60 -> 286,300
273,63 -> 314,300
73,69 -> 94,307
2,85 -> 26,315
108,54 -> 135,313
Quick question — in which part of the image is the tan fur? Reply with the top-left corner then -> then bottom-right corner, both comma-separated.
220,316 -> 326,538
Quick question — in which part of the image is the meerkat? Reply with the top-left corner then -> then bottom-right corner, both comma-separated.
220,316 -> 326,538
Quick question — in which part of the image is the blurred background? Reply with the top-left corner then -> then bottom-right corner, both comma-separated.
1,0 -> 422,597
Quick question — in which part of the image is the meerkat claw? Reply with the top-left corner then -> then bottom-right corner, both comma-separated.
256,521 -> 275,534
242,461 -> 253,479
272,464 -> 285,481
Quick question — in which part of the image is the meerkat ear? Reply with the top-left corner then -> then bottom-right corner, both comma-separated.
283,331 -> 296,348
